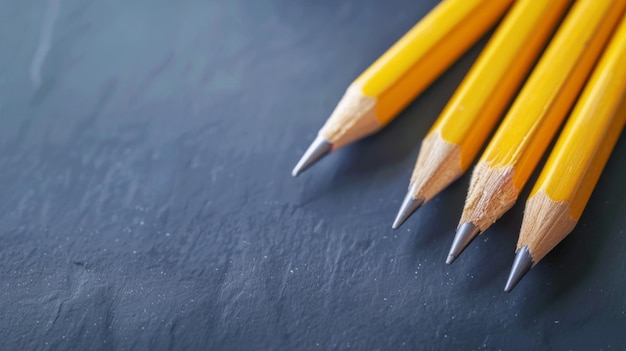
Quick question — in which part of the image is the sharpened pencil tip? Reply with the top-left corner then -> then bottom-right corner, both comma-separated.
292,135 -> 332,177
504,246 -> 533,292
392,184 -> 423,229
447,222 -> 480,264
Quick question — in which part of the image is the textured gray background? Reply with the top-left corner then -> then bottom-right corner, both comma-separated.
1,0 -> 625,349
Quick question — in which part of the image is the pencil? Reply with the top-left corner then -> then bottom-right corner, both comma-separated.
446,0 -> 626,264
392,0 -> 573,229
504,16 -> 626,292
291,0 -> 514,176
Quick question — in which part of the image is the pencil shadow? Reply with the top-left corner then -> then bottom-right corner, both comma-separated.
456,197 -> 523,292
410,177 -> 468,249
403,200 -> 452,259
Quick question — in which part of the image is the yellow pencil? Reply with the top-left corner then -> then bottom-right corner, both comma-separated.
291,0 -> 514,176
447,0 -> 626,264
504,15 -> 626,292
392,0 -> 573,229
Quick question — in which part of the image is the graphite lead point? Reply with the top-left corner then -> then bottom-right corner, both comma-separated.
446,222 -> 480,264
292,135 -> 332,177
445,254 -> 455,265
392,183 -> 423,229
504,245 -> 533,292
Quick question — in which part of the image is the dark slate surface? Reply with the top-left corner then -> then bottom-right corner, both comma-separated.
1,0 -> 625,349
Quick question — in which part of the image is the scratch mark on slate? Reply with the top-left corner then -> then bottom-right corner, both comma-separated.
30,0 -> 61,89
